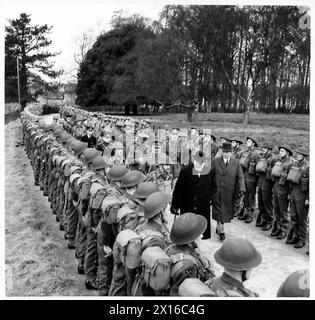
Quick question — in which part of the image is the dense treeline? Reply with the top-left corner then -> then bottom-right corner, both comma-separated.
78,6 -> 309,115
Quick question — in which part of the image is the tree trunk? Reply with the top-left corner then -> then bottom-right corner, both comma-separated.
124,105 -> 130,115
132,104 -> 138,115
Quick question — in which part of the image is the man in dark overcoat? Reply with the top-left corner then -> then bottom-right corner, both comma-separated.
211,142 -> 245,240
171,150 -> 217,239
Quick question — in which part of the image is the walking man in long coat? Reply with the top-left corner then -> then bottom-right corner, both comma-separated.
171,149 -> 217,239
211,142 -> 245,240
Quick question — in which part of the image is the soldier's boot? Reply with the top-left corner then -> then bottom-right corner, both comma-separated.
77,261 -> 85,275
271,221 -> 280,237
285,228 -> 298,244
84,228 -> 98,290
85,279 -> 98,290
238,207 -> 247,220
261,220 -> 273,231
276,229 -> 287,240
294,240 -> 305,249
255,212 -> 264,227
245,213 -> 253,224
68,239 -> 76,250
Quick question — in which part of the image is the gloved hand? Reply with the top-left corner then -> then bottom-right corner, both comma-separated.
170,206 -> 179,215
305,199 -> 309,207
103,245 -> 113,256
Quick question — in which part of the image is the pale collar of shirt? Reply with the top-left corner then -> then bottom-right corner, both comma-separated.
224,156 -> 231,165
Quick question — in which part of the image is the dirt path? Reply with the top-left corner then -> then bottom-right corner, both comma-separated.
5,117 -> 309,297
5,118 -> 96,296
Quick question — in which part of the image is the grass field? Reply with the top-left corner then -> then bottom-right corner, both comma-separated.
132,112 -> 310,152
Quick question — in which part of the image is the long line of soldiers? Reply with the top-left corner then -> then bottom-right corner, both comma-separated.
59,105 -> 309,252
18,104 -> 309,297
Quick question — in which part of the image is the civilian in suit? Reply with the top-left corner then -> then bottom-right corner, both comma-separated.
211,142 -> 245,240
80,126 -> 97,148
171,150 -> 217,239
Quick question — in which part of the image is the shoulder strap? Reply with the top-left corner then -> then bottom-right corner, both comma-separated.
170,252 -> 200,267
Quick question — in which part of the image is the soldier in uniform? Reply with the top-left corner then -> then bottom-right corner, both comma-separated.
130,181 -> 160,227
132,191 -> 172,296
208,238 -> 262,297
53,114 -> 59,124
167,212 -> 214,296
255,144 -> 277,230
97,164 -> 129,295
65,164 -> 84,251
239,137 -> 260,224
108,170 -> 146,296
230,137 -> 243,160
286,147 -> 309,249
96,129 -> 114,157
230,137 -> 244,217
107,142 -> 125,166
81,150 -> 105,290
210,135 -> 219,159
270,146 -> 294,240
115,170 -> 146,232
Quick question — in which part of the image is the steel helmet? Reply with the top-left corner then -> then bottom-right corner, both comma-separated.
107,165 -> 129,181
91,156 -> 107,170
214,238 -> 262,271
82,148 -> 101,165
277,269 -> 309,297
170,212 -> 207,245
120,170 -> 146,188
133,182 -> 160,200
70,141 -> 88,156
144,191 -> 171,220
53,128 -> 64,137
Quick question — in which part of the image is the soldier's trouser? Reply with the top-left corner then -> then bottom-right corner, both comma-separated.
290,192 -> 308,241
108,242 -> 136,296
273,192 -> 290,232
244,181 -> 257,218
97,236 -> 113,295
258,187 -> 273,223
66,201 -> 78,241
75,221 -> 87,265
233,196 -> 244,216
56,186 -> 65,224
84,227 -> 98,282
137,278 -> 160,296
33,157 -> 40,184
51,182 -> 59,214
48,171 -> 54,201
39,160 -> 46,190
109,259 -> 126,296
43,164 -> 50,196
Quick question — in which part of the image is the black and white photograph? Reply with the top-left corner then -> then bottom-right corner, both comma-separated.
2,0 -> 311,300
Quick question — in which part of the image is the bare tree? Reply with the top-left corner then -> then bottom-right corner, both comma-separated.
74,29 -> 96,66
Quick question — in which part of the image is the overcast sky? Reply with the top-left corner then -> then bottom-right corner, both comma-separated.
2,0 -> 167,82
1,0 -> 311,83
